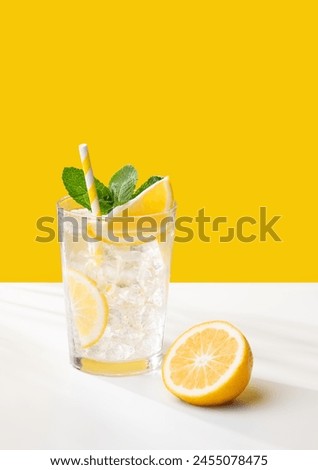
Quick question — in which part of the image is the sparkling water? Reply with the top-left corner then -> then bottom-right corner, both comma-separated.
60,208 -> 174,373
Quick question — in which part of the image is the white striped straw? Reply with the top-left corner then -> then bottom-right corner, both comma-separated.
78,143 -> 101,216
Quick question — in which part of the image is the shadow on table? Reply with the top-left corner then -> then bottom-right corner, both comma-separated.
98,373 -> 318,449
220,381 -> 268,409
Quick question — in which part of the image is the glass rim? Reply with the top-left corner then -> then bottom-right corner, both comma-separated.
57,195 -> 177,220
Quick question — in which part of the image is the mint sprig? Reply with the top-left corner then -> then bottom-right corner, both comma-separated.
62,165 -> 163,215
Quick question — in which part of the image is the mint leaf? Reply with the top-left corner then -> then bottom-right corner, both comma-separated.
96,179 -> 112,200
62,167 -> 91,210
62,167 -> 113,215
133,176 -> 163,198
99,199 -> 114,214
109,165 -> 137,206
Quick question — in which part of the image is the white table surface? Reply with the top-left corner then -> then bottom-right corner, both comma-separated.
0,282 -> 317,450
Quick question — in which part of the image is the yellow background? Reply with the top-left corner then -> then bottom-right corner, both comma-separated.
0,1 -> 317,282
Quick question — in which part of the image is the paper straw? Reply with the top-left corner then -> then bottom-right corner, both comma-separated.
78,143 -> 101,216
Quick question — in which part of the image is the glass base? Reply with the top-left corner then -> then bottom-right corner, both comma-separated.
72,352 -> 163,376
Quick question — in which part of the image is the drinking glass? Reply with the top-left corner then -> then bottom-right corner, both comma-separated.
57,196 -> 175,376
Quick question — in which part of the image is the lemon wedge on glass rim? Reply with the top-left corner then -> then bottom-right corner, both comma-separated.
113,176 -> 173,216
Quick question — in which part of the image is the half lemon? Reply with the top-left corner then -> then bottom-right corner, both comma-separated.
162,321 -> 253,406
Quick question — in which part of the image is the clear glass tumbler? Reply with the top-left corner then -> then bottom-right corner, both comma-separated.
57,196 -> 175,376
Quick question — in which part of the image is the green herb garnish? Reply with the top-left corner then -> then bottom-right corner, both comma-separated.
62,165 -> 163,215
